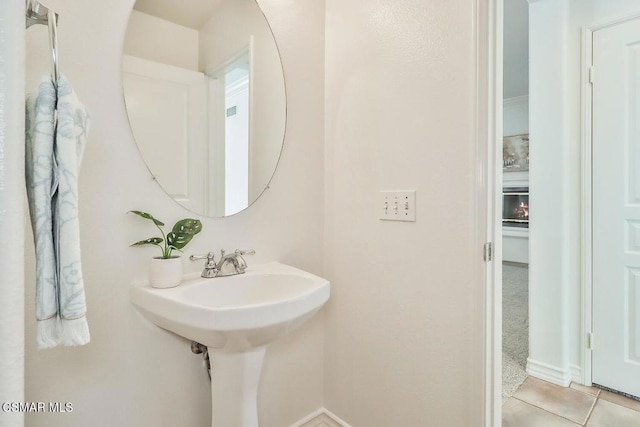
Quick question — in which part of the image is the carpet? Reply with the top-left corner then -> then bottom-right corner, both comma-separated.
502,262 -> 529,403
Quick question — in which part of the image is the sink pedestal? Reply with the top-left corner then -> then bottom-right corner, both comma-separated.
130,263 -> 330,426
209,346 -> 266,427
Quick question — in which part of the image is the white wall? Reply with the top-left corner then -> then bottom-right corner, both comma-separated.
323,0 -> 484,425
504,0 -> 530,99
0,2 -> 25,427
123,10 -> 199,71
503,95 -> 528,137
23,0 -> 325,426
199,0 -> 286,203
529,0 -> 640,385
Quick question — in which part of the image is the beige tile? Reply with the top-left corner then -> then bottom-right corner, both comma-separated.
599,390 -> 640,413
503,398 -> 580,427
570,382 -> 601,397
514,376 -> 597,424
587,399 -> 640,427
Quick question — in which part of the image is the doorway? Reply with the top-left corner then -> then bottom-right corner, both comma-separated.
501,0 -> 530,404
206,48 -> 252,217
484,1 -> 640,425
222,54 -> 251,216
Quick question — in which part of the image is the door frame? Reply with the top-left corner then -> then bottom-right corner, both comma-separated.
478,0 -> 503,424
581,12 -> 640,390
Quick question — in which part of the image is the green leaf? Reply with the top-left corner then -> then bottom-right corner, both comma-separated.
166,218 -> 202,250
129,237 -> 163,247
172,218 -> 203,235
128,210 -> 165,227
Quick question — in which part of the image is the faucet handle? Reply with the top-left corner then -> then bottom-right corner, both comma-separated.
234,249 -> 255,256
190,252 -> 219,278
189,252 -> 214,261
189,252 -> 216,266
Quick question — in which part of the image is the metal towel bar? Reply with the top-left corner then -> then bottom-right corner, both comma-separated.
25,0 -> 59,86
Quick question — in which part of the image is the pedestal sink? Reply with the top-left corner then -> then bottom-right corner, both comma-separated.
130,262 -> 330,427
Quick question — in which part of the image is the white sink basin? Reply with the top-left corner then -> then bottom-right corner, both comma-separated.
130,262 -> 330,427
130,262 -> 330,351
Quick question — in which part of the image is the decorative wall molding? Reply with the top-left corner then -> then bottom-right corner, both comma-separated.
526,358 -> 572,387
290,408 -> 351,427
503,227 -> 529,239
503,94 -> 529,108
503,171 -> 529,187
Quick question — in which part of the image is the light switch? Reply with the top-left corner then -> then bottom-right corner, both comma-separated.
379,191 -> 416,222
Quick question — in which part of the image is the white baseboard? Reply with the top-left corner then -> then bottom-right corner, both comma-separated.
570,364 -> 583,384
290,408 -> 351,427
526,358 -> 572,387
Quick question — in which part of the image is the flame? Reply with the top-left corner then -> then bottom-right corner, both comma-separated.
513,202 -> 529,220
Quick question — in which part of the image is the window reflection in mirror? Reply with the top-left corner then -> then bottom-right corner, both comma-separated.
122,0 -> 286,218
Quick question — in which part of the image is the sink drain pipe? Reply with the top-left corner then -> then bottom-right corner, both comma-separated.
191,341 -> 211,381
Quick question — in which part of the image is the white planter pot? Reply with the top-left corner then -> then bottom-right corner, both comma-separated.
149,256 -> 183,288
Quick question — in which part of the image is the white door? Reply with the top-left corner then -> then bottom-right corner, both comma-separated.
122,55 -> 208,214
592,17 -> 640,398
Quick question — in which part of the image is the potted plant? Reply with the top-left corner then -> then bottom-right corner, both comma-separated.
129,211 -> 203,288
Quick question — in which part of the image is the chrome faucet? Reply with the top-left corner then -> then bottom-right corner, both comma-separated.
189,249 -> 255,278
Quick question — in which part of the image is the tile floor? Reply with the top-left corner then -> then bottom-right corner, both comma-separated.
503,376 -> 640,426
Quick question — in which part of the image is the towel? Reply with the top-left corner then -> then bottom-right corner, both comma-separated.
26,74 -> 90,348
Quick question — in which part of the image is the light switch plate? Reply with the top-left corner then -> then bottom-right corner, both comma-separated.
379,190 -> 416,222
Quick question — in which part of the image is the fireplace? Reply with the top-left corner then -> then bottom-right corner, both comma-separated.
503,187 -> 529,228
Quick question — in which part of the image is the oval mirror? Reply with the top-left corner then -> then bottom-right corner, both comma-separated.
122,0 -> 286,217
